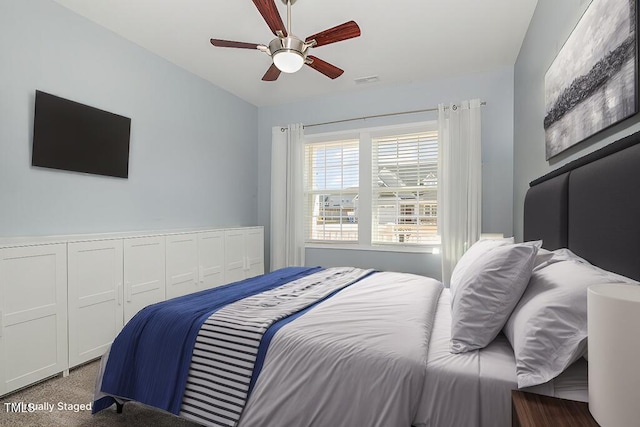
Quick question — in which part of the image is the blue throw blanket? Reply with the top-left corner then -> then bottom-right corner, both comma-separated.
94,266 -> 321,415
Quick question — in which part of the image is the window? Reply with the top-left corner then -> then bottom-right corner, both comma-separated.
304,139 -> 359,242
304,123 -> 439,249
372,132 -> 439,245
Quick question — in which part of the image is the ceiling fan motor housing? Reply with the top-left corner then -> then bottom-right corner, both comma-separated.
269,36 -> 307,59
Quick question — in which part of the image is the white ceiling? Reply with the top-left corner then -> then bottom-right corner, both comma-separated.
53,0 -> 538,107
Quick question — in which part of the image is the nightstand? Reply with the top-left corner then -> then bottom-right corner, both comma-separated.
511,390 -> 600,426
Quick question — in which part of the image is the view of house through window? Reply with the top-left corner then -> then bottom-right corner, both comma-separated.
372,131 -> 439,244
304,139 -> 359,241
304,123 -> 439,248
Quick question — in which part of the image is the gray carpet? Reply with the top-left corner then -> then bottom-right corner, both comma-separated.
0,361 -> 201,426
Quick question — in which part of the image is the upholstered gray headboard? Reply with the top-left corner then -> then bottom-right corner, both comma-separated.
524,131 -> 640,281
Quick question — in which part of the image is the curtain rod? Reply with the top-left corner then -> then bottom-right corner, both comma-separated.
297,101 -> 486,129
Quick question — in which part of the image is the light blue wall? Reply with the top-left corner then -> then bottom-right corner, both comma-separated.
0,0 -> 258,237
258,67 -> 515,278
513,0 -> 640,240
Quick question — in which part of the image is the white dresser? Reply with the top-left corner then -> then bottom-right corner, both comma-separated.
0,226 -> 264,396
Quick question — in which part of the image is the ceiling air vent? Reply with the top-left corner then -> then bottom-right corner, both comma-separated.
354,75 -> 380,84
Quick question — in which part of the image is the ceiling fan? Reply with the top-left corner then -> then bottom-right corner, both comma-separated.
210,0 -> 361,81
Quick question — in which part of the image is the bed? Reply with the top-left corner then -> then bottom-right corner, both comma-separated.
93,130 -> 640,426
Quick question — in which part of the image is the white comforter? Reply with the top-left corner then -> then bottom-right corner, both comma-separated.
238,271 -> 443,427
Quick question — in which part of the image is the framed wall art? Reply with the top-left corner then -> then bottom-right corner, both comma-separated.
544,0 -> 638,159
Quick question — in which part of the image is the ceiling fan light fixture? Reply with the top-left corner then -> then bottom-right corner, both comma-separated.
273,50 -> 304,73
269,36 -> 306,73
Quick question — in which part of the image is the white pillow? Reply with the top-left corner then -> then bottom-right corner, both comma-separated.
449,241 -> 540,354
533,247 -> 554,269
449,237 -> 514,295
532,247 -> 584,271
504,256 -> 638,388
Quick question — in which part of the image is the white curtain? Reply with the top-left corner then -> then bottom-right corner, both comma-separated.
438,99 -> 482,285
270,124 -> 305,270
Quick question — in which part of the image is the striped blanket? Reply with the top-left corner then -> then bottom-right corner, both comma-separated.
179,267 -> 373,426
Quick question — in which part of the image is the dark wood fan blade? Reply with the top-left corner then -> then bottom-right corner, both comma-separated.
252,0 -> 287,37
262,63 -> 281,81
305,21 -> 360,47
210,39 -> 260,49
306,56 -> 344,79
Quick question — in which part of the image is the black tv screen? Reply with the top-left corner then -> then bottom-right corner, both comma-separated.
32,90 -> 131,178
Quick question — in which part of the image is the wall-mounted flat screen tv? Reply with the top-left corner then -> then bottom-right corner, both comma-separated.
32,90 -> 131,178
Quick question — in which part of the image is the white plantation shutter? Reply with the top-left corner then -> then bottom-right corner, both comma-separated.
304,139 -> 359,242
371,132 -> 439,245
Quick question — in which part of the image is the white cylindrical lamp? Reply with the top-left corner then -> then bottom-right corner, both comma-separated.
588,283 -> 640,427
